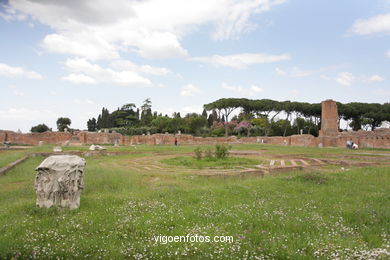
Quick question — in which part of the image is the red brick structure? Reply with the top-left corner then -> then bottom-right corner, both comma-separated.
0,130 -> 72,145
319,99 -> 339,137
1,129 -> 390,148
1,99 -> 390,148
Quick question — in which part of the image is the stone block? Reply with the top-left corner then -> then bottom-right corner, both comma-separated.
35,155 -> 86,209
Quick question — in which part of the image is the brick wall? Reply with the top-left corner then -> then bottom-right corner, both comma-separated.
1,129 -> 390,148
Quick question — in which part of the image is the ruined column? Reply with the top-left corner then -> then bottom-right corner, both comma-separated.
319,99 -> 339,146
319,99 -> 339,137
35,155 -> 86,209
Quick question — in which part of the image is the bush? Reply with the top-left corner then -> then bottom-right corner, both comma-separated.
204,148 -> 214,159
211,128 -> 225,137
214,144 -> 231,159
108,127 -> 158,136
194,147 -> 202,160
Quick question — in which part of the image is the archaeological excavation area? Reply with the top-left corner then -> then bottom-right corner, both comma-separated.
0,100 -> 389,259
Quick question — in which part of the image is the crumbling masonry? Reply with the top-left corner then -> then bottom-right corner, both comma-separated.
1,100 -> 390,148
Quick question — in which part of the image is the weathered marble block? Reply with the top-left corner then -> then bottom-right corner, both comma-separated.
35,155 -> 86,209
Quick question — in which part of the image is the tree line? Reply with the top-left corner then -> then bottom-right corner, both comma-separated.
30,98 -> 390,137
204,98 -> 390,136
84,98 -> 390,137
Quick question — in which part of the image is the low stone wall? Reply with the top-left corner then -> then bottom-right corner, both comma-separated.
128,134 -> 295,147
1,129 -> 390,148
0,130 -> 72,145
338,129 -> 390,149
77,132 -> 124,145
317,129 -> 390,149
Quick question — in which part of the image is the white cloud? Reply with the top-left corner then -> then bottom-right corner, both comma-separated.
62,74 -> 96,84
192,53 -> 290,69
222,82 -> 262,96
109,60 -> 171,76
42,33 -> 119,60
351,13 -> 390,35
335,72 -> 355,86
62,58 -> 151,86
0,63 -> 42,79
323,72 -> 384,86
0,107 -> 57,121
180,84 -> 203,96
275,66 -> 312,77
368,75 -> 384,82
73,98 -> 95,105
3,0 -> 287,60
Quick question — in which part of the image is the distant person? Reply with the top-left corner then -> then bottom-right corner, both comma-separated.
3,141 -> 10,149
174,137 -> 178,146
352,143 -> 359,150
346,140 -> 353,149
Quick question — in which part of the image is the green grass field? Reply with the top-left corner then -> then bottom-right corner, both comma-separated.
161,156 -> 262,169
0,150 -> 27,168
0,144 -> 389,259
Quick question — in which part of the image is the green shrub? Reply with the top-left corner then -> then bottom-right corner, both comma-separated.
214,144 -> 231,159
193,147 -> 202,160
108,127 -> 158,136
204,148 -> 213,159
211,128 -> 225,137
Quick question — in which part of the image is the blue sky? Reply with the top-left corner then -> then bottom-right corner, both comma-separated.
1,0 -> 390,132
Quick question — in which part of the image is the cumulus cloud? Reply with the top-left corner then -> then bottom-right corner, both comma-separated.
322,72 -> 384,86
62,74 -> 96,85
350,14 -> 390,59
192,53 -> 290,69
62,58 -> 151,86
180,84 -> 203,96
335,72 -> 355,86
350,13 -> 390,35
0,63 -> 42,79
222,82 -> 262,96
2,0 -> 287,60
42,33 -> 119,60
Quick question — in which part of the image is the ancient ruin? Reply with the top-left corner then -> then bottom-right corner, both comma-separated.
319,100 -> 339,137
35,155 -> 86,209
1,99 -> 390,149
